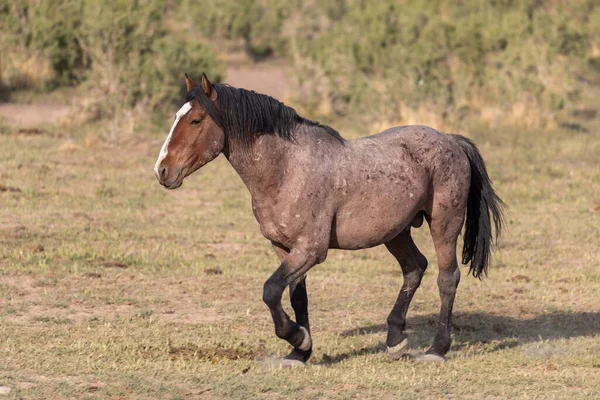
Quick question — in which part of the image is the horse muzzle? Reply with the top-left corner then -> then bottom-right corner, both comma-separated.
155,165 -> 184,190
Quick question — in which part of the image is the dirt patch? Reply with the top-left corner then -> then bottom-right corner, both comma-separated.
1,272 -> 237,326
158,307 -> 225,325
5,303 -> 136,326
0,184 -> 21,193
511,274 -> 531,283
203,242 -> 251,253
0,103 -> 70,128
204,266 -> 223,275
167,343 -> 259,362
17,127 -> 47,135
94,259 -> 128,269
226,62 -> 290,101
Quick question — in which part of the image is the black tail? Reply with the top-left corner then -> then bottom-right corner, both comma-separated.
454,135 -> 506,279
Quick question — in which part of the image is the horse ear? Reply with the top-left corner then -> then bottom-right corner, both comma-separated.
201,73 -> 217,101
185,73 -> 198,91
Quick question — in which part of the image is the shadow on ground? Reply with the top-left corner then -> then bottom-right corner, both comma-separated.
316,311 -> 600,365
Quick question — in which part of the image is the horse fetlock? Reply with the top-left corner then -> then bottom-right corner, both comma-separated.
283,325 -> 311,350
387,337 -> 408,359
297,326 -> 312,351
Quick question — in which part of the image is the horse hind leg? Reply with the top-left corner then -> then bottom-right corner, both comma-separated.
384,228 -> 428,359
416,205 -> 465,363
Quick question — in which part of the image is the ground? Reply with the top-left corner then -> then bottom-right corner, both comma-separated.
0,67 -> 599,399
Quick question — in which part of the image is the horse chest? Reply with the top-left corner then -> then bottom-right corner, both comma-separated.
251,198 -> 295,243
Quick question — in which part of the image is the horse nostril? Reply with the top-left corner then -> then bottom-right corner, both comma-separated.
159,166 -> 168,181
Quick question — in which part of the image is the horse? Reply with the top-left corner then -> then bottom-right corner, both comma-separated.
154,73 -> 504,365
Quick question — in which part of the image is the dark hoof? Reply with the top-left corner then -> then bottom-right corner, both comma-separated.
413,353 -> 447,363
257,344 -> 312,369
285,346 -> 312,363
387,338 -> 408,360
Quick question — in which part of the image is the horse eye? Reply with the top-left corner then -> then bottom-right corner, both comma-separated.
190,119 -> 202,125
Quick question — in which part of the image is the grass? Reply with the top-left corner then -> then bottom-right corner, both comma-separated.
0,110 -> 599,399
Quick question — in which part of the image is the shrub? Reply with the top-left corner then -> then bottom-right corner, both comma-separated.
2,0 -> 597,130
0,0 -> 88,89
291,0 -> 599,128
182,0 -> 598,129
0,0 -> 224,118
183,0 -> 292,58
78,1 -> 223,120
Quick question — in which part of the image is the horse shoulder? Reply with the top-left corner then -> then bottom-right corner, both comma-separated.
251,178 -> 334,251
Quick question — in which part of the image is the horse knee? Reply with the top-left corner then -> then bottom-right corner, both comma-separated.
263,279 -> 283,309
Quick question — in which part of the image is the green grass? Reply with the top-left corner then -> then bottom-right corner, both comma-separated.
0,115 -> 599,399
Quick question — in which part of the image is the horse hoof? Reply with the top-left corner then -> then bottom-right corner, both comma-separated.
413,353 -> 447,363
279,358 -> 306,368
258,356 -> 306,369
387,338 -> 408,360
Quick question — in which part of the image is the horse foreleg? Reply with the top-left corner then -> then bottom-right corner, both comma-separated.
262,249 -> 317,364
285,277 -> 312,363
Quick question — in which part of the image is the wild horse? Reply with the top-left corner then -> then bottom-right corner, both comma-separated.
154,74 -> 504,365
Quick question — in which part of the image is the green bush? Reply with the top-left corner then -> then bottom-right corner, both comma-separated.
0,0 -> 223,116
0,0 -> 88,88
183,0 -> 292,58
78,1 -> 223,119
180,0 -> 598,128
2,0 -> 598,129
291,0 -> 599,126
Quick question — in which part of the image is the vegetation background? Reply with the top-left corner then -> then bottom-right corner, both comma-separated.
0,0 -> 599,399
2,0 -> 599,131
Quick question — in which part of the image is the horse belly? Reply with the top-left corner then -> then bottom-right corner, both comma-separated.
331,195 -> 420,250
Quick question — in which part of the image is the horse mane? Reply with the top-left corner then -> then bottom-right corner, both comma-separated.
184,84 -> 344,146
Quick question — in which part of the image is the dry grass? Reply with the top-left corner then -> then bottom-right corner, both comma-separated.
0,106 -> 599,399
0,38 -> 55,93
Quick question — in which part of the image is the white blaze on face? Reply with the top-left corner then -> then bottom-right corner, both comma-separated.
154,101 -> 193,176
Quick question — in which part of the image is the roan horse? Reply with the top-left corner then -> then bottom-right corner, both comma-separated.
154,74 -> 504,365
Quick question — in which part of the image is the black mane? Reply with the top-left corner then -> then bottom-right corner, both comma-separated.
185,84 -> 344,146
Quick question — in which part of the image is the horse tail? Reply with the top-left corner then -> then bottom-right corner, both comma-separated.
453,135 -> 506,279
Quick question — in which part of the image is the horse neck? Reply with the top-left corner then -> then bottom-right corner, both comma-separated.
224,124 -> 344,199
225,133 -> 293,199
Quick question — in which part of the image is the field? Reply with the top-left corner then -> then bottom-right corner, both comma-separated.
1,2 -> 599,397
1,86 -> 599,399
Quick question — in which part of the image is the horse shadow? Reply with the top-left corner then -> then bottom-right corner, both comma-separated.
316,311 -> 600,365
